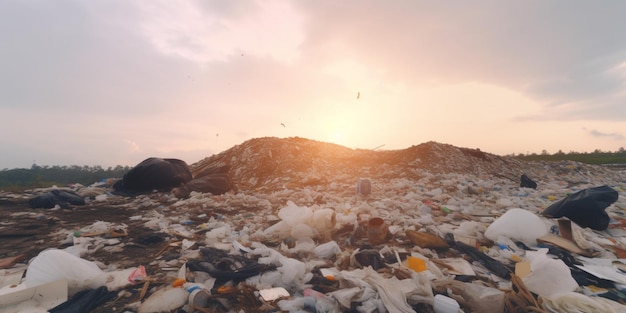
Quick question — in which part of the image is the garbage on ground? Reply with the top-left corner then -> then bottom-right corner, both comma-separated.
0,248 -> 144,313
2,139 -> 626,312
28,189 -> 86,209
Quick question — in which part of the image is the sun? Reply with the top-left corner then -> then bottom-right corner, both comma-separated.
331,129 -> 346,146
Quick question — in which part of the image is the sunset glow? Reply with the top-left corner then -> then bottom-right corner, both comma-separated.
1,1 -> 626,168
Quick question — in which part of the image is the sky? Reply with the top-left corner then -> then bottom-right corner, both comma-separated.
2,1 -> 626,169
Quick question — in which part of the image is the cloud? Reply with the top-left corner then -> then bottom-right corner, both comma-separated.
584,128 -> 625,140
296,1 -> 626,121
135,0 -> 305,64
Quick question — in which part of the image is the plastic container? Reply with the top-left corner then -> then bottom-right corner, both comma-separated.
356,179 -> 371,196
188,287 -> 210,308
433,294 -> 460,313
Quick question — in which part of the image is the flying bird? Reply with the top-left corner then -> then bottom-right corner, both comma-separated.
357,91 -> 360,100
281,123 -> 285,128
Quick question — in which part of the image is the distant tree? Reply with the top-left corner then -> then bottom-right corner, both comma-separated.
541,149 -> 548,155
618,147 -> 625,153
555,149 -> 565,155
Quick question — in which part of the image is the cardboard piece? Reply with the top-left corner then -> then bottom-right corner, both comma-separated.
433,258 -> 476,276
515,261 -> 531,278
557,219 -> 574,241
536,234 -> 600,257
259,287 -> 290,302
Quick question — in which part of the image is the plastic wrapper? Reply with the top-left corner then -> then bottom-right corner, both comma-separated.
313,241 -> 341,259
278,201 -> 313,226
433,280 -> 504,313
542,292 -> 626,313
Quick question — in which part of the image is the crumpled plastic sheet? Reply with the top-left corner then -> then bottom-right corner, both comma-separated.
523,249 -> 579,298
336,267 -> 433,313
542,292 -> 626,313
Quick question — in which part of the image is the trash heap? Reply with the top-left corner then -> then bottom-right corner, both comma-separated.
1,137 -> 626,313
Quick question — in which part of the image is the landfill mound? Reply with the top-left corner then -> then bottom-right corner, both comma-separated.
2,137 -> 626,313
192,137 -> 614,191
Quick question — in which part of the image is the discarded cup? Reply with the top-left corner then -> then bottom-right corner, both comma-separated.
367,217 -> 389,245
188,286 -> 210,308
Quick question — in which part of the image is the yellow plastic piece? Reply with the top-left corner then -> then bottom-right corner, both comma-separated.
407,256 -> 427,272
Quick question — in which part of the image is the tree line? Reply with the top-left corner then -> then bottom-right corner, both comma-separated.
514,148 -> 626,165
0,164 -> 131,191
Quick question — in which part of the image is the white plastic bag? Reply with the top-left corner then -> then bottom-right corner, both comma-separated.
522,249 -> 578,297
484,208 -> 549,246
23,249 -> 106,296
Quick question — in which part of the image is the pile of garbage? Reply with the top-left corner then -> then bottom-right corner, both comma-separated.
1,137 -> 626,313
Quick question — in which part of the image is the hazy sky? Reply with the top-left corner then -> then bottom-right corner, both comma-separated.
2,1 -> 626,169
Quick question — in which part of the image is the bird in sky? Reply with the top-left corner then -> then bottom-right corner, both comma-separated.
357,91 -> 360,100
281,123 -> 285,128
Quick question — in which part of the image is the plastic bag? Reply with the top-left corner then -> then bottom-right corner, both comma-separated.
24,249 -> 106,296
542,186 -> 618,231
484,208 -> 549,246
522,249 -> 578,297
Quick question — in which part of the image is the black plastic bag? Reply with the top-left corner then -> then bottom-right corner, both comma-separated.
113,157 -> 192,195
451,239 -> 512,279
49,286 -> 116,313
520,174 -> 537,189
542,185 -> 618,231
